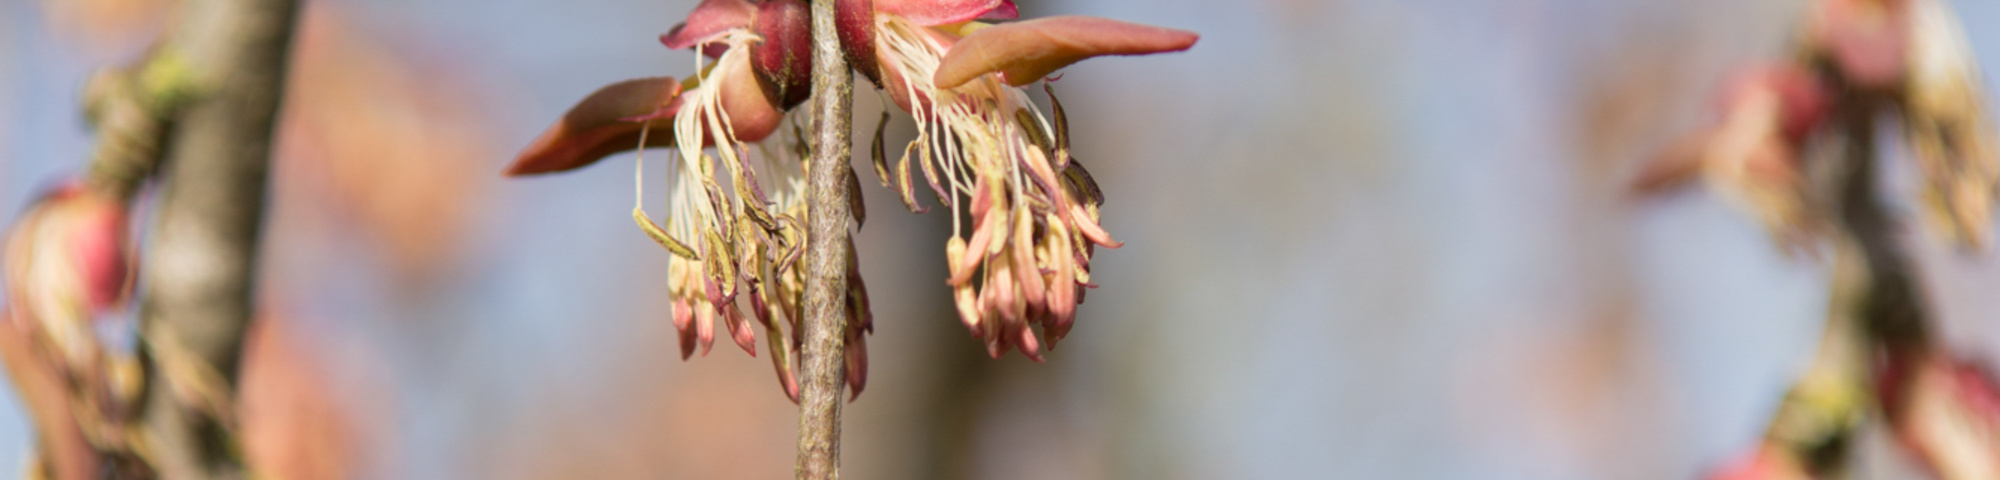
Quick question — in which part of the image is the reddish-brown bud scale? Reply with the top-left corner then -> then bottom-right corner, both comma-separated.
752,0 -> 814,109
835,0 -> 883,86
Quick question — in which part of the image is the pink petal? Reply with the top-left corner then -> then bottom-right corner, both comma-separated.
506,78 -> 682,176
876,0 -> 1006,26
935,16 -> 1198,88
661,0 -> 758,50
715,55 -> 786,142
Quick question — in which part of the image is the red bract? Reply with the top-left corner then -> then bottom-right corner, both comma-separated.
752,0 -> 814,108
511,0 -> 812,176
507,77 -> 683,176
935,16 -> 1198,88
4,183 -> 131,320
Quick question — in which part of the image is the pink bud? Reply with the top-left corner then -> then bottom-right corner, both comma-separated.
715,56 -> 787,143
4,184 -> 133,318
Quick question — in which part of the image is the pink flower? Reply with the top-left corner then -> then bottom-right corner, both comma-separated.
1640,0 -> 1998,252
837,0 -> 1194,359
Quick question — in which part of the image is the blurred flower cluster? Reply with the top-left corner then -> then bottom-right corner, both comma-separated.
1636,0 -> 1997,252
1633,1 -> 2000,478
508,0 -> 1194,399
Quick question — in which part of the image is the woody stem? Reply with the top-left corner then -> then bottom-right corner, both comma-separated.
138,0 -> 302,477
797,0 -> 854,478
1759,84 -> 1933,476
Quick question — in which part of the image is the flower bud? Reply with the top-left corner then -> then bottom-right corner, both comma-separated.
3,183 -> 133,372
752,0 -> 814,109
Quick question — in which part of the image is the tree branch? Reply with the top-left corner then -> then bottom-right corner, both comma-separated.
1757,85 -> 1935,477
138,0 -> 301,477
797,0 -> 854,478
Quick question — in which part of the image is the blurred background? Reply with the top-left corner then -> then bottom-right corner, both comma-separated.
3,0 -> 2000,478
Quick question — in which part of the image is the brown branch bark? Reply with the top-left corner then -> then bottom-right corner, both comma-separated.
797,0 -> 854,478
138,0 -> 301,477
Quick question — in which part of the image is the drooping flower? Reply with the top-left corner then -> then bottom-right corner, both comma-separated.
506,0 -> 872,401
1800,0 -> 1999,249
835,0 -> 1195,359
1899,0 -> 1999,249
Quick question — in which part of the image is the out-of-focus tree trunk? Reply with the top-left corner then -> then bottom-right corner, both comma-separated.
139,0 -> 301,477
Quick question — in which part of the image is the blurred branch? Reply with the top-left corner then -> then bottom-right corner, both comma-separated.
797,0 -> 854,477
1757,83 -> 1935,478
81,51 -> 191,200
137,0 -> 301,477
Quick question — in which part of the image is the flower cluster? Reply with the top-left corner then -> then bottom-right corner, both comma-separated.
836,0 -> 1195,359
507,0 -> 1194,397
1636,0 -> 1997,251
512,0 -> 853,401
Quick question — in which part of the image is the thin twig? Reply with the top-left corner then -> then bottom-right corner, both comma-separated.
137,0 -> 302,477
797,0 -> 854,478
1759,83 -> 1935,477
